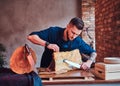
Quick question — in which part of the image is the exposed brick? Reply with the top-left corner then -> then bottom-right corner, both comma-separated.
82,0 -> 95,49
95,0 -> 120,62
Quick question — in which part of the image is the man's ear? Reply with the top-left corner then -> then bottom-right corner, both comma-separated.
66,24 -> 69,29
67,24 -> 72,29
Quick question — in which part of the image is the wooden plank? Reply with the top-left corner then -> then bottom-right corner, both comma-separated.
41,77 -> 94,82
38,69 -> 94,82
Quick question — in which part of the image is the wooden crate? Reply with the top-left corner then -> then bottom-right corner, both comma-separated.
95,63 -> 120,80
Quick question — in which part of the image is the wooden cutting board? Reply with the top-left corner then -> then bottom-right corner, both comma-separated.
38,68 -> 94,82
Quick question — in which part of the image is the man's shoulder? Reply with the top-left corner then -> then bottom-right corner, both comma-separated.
74,36 -> 87,44
49,26 -> 63,30
75,36 -> 83,41
48,26 -> 64,32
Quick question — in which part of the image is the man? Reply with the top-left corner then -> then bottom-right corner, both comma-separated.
27,17 -> 97,70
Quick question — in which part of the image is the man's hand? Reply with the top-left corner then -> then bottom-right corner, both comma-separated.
47,44 -> 60,52
81,52 -> 97,70
81,60 -> 93,70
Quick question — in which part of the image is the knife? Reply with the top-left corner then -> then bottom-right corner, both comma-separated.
63,59 -> 81,69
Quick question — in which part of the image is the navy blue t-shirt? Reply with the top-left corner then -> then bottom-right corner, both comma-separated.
30,26 -> 95,67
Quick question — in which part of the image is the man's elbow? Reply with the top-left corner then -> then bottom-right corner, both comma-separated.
27,35 -> 39,43
93,52 -> 97,55
93,52 -> 97,57
27,35 -> 31,41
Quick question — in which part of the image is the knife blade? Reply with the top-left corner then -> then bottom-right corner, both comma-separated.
63,59 -> 81,69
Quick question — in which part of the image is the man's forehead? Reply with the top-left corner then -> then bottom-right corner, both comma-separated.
71,28 -> 81,35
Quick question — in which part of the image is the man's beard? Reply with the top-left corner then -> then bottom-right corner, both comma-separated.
66,31 -> 70,41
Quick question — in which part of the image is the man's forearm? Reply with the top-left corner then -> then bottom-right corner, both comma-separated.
89,52 -> 97,62
27,35 -> 46,47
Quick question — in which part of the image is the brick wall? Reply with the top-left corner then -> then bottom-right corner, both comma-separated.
95,0 -> 120,62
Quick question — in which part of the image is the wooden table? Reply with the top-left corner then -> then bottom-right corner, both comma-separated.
38,68 -> 120,85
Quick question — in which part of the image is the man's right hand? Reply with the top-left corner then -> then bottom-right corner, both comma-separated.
47,44 -> 60,52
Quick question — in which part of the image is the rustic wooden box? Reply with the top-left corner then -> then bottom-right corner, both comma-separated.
95,62 -> 120,80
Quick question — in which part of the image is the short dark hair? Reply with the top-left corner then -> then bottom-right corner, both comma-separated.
69,17 -> 84,30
